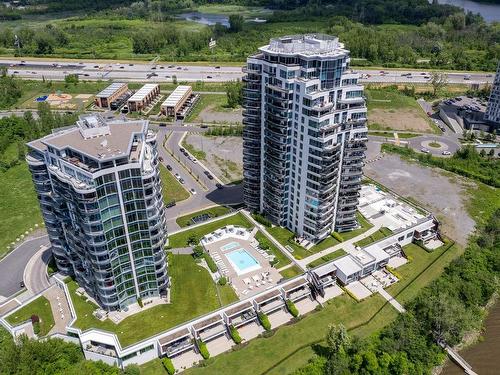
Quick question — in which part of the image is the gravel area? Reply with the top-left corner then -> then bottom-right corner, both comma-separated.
185,133 -> 243,183
198,106 -> 242,124
365,141 -> 475,246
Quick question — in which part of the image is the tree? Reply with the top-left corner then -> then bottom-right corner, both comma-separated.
64,74 -> 79,86
430,72 -> 448,97
229,14 -> 244,33
324,324 -> 350,375
226,79 -> 243,108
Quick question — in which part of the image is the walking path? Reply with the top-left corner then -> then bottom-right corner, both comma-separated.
378,288 -> 406,313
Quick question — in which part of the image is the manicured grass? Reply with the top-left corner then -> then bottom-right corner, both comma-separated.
306,249 -> 347,269
428,141 -> 441,148
266,226 -> 310,260
168,213 -> 253,248
0,163 -> 43,258
279,265 -> 303,279
309,235 -> 341,252
159,163 -> 190,204
366,88 -> 419,111
176,206 -> 231,228
183,293 -> 389,375
216,284 -> 239,306
255,231 -> 291,268
369,131 -> 422,138
387,241 -> 462,304
68,254 -> 230,347
6,296 -> 54,336
354,227 -> 393,248
339,212 -> 374,241
139,359 -> 166,375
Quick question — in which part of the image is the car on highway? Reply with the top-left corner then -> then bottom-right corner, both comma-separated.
93,65 -> 99,68
166,164 -> 172,171
216,183 -> 223,189
177,66 -> 182,70
179,178 -> 185,184
442,151 -> 451,156
129,63 -> 134,66
83,73 -> 89,76
168,65 -> 175,68
119,66 -> 124,69
183,67 -> 188,71
207,75 -> 212,79
421,148 -> 429,153
215,66 -> 220,69
151,66 -> 156,70
190,188 -> 197,195
13,71 -> 18,74
160,66 -> 164,69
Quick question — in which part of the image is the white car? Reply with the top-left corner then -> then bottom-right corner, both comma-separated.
190,188 -> 197,195
442,151 -> 451,156
421,148 -> 429,153
174,173 -> 180,179
192,158 -> 198,163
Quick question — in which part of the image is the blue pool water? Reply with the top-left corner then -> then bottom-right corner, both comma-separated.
226,249 -> 260,274
220,242 -> 240,251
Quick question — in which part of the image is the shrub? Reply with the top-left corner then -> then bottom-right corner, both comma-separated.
331,232 -> 344,242
258,312 -> 271,331
285,299 -> 299,318
218,276 -> 227,286
252,213 -> 272,227
203,253 -> 218,273
137,298 -> 143,308
187,234 -> 200,245
30,314 -> 40,323
162,357 -> 175,375
197,340 -> 210,359
33,321 -> 41,335
123,364 -> 140,375
229,325 -> 242,344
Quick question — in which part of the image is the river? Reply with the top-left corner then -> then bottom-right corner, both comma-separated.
434,0 -> 500,22
442,301 -> 500,375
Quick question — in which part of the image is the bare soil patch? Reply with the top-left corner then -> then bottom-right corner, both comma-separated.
369,108 -> 432,132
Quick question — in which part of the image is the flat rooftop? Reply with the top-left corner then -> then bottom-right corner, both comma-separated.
128,84 -> 159,102
260,34 -> 347,58
28,115 -> 147,161
96,82 -> 127,98
162,85 -> 191,107
333,256 -> 362,276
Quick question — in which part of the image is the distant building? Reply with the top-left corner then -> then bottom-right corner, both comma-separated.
26,115 -> 169,310
485,61 -> 500,124
128,84 -> 160,112
94,83 -> 128,109
242,34 -> 368,244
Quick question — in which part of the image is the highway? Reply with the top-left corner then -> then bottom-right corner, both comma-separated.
0,58 -> 493,84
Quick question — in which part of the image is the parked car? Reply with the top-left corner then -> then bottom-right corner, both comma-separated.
19,281 -> 25,288
204,171 -> 214,180
421,148 -> 429,153
158,156 -> 163,162
166,164 -> 172,171
192,158 -> 197,163
216,183 -> 223,189
200,124 -> 208,128
159,122 -> 166,127
190,188 -> 197,195
179,178 -> 185,184
442,151 -> 451,156
179,147 -> 185,153
174,173 -> 180,179
165,201 -> 176,208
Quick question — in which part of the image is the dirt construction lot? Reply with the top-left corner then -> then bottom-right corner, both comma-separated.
185,134 -> 243,183
369,108 -> 432,132
365,141 -> 475,246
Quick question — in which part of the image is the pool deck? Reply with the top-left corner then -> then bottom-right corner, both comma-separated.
204,235 -> 281,299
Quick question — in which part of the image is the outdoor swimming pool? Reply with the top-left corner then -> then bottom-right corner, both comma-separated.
226,249 -> 261,275
220,242 -> 240,251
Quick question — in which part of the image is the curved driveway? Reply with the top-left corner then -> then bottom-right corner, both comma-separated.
406,134 -> 461,156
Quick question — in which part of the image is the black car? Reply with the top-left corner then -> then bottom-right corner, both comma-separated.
216,183 -> 223,189
19,281 -> 25,288
159,156 -> 163,162
166,164 -> 172,171
180,147 -> 185,153
165,201 -> 176,208
204,171 -> 214,180
159,122 -> 166,127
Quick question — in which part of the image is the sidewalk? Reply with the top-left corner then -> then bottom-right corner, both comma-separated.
378,288 -> 406,313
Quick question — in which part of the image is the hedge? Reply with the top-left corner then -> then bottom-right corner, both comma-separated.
285,299 -> 299,318
252,213 -> 272,227
203,253 -> 218,273
229,325 -> 242,344
197,340 -> 210,359
162,357 -> 175,375
331,232 -> 344,242
258,312 -> 271,331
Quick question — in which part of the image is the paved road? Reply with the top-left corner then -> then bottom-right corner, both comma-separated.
0,58 -> 493,84
24,246 -> 52,295
0,234 -> 49,299
157,128 -> 243,231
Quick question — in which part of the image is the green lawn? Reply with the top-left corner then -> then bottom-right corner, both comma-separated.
279,265 -> 303,279
255,231 -> 291,268
266,226 -> 310,260
179,239 -> 464,375
339,212 -> 374,241
309,235 -> 341,252
366,88 -> 419,111
354,227 -> 393,248
6,296 -> 54,336
176,206 -> 230,228
216,284 -> 239,306
306,249 -> 347,269
369,131 -> 422,138
159,163 -> 190,204
168,213 -> 253,248
0,163 -> 42,258
68,254 -> 231,347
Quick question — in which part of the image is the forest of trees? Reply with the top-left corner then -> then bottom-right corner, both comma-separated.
294,208 -> 500,375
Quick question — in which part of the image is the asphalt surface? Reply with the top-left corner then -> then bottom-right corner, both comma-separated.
157,127 -> 243,231
0,234 -> 49,299
0,58 -> 493,84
